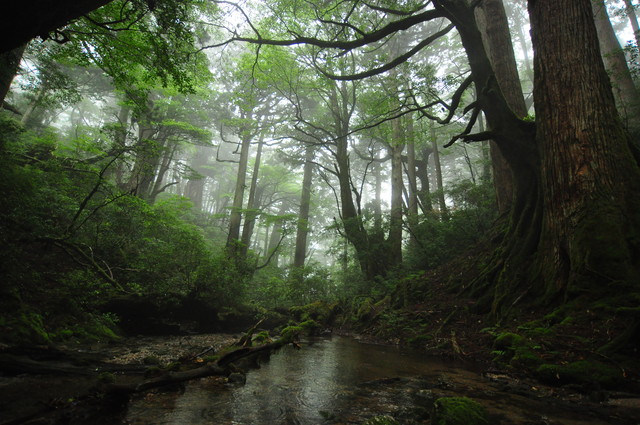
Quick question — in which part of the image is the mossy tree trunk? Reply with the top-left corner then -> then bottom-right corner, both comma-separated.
436,0 -> 640,313
529,0 -> 640,298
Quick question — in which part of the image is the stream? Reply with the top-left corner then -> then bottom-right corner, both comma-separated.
123,336 -> 639,425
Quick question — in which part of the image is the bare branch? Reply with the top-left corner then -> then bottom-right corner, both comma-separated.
314,24 -> 454,80
201,9 -> 445,52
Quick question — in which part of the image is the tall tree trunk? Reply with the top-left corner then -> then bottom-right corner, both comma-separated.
405,113 -> 419,245
148,141 -> 177,204
372,153 -> 384,231
184,146 -> 209,211
330,81 -> 387,279
240,133 -> 265,256
267,202 -> 288,267
293,145 -> 315,268
434,0 -> 540,312
21,85 -> 46,126
226,132 -> 252,252
416,145 -> 433,213
475,0 -> 528,214
622,0 -> 640,48
479,114 -> 492,183
127,120 -> 159,198
387,119 -> 404,266
529,0 -> 640,296
430,128 -> 448,220
591,0 -> 640,140
506,2 -> 534,86
0,44 -> 25,106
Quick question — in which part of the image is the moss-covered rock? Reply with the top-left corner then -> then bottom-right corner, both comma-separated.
535,360 -> 622,388
493,332 -> 524,350
432,397 -> 489,425
492,332 -> 542,368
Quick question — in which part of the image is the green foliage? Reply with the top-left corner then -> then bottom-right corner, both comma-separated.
0,113 -> 245,344
432,397 -> 489,425
57,0 -> 215,97
290,300 -> 336,324
405,180 -> 497,271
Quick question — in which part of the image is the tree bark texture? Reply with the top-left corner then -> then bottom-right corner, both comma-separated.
435,0 -> 539,311
529,0 -> 640,295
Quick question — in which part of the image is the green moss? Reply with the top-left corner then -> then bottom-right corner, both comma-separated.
0,310 -> 51,345
432,397 -> 489,425
163,362 -> 181,372
491,332 -> 542,368
280,325 -> 303,341
517,321 -> 554,338
97,372 -> 116,384
203,355 -> 219,363
356,298 -> 375,321
510,346 -> 542,369
252,330 -> 272,344
493,332 -> 524,350
535,360 -> 622,388
361,415 -> 400,425
289,301 -> 336,324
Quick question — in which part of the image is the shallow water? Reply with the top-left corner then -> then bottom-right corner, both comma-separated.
124,336 -> 638,425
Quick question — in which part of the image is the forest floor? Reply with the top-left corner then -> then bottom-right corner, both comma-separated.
341,256 -> 640,419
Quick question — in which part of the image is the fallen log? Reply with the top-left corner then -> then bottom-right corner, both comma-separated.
0,327 -> 302,425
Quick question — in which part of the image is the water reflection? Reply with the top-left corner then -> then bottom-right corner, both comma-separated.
126,336 -> 443,425
125,336 -> 629,425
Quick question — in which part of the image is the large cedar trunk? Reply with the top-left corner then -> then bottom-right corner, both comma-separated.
439,0 -> 640,313
529,0 -> 640,297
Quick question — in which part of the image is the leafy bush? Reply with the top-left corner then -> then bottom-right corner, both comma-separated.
405,180 -> 497,271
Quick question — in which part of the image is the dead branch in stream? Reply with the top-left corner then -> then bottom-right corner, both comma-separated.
0,324 -> 301,425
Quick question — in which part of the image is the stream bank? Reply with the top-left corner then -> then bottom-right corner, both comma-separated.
1,334 -> 640,425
